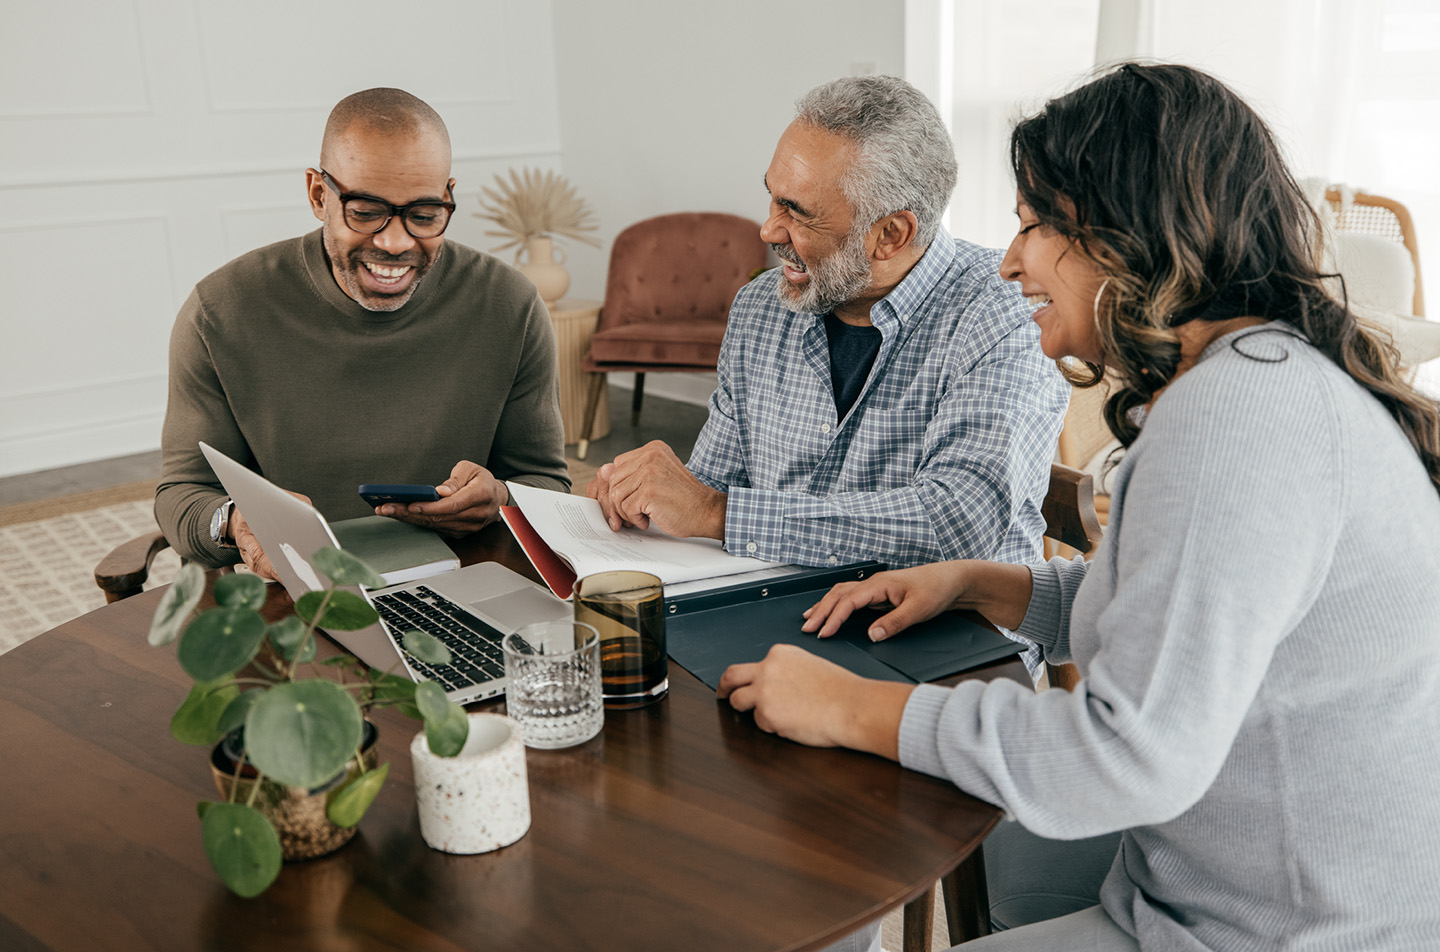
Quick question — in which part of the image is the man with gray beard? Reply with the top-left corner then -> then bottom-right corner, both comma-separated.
590,75 -> 1068,589
156,88 -> 568,576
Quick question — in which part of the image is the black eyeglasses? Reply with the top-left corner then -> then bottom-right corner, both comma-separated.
317,169 -> 456,239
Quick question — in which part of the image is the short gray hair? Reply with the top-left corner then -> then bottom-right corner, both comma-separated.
794,75 -> 956,248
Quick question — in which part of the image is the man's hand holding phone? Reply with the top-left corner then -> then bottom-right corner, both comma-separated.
358,484 -> 442,507
362,461 -> 510,536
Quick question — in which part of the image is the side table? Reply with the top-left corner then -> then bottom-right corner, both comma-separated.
546,298 -> 610,445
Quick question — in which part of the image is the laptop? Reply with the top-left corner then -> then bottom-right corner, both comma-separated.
199,442 -> 571,704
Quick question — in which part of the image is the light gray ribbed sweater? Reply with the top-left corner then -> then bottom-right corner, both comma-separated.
899,326 -> 1440,950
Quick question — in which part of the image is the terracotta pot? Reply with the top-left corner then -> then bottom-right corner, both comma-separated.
515,236 -> 570,305
210,721 -> 380,861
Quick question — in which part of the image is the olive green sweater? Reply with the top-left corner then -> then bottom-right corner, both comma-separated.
157,229 -> 569,566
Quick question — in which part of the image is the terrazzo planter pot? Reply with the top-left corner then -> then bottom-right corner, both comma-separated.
411,713 -> 531,854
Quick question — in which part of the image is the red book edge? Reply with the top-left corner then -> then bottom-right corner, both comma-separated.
499,505 -> 576,600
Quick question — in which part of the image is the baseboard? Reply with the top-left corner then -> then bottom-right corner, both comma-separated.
0,417 -> 163,479
606,371 -> 716,408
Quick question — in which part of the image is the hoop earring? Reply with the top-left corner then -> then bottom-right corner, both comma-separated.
1092,278 -> 1110,328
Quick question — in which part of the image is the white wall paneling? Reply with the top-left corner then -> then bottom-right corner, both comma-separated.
0,0 -> 150,119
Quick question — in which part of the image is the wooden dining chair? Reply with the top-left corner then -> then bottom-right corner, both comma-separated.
902,462 -> 1102,950
1052,378 -> 1116,560
94,530 -> 171,603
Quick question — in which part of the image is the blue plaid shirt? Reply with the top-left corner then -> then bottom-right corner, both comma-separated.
689,232 -> 1069,573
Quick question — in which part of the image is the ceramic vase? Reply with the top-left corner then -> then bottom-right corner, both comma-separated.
515,236 -> 570,305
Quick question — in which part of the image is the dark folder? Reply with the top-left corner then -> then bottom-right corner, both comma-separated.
664,562 -> 1022,689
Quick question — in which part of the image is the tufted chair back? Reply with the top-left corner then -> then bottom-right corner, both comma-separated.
576,213 -> 767,457
585,212 -> 767,367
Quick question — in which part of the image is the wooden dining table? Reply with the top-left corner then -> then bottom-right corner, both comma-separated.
0,522 -> 1019,952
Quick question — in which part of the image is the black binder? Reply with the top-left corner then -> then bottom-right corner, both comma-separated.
663,562 -> 1023,690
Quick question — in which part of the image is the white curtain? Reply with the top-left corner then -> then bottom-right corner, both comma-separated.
911,0 -> 1438,288
908,0 -> 1440,384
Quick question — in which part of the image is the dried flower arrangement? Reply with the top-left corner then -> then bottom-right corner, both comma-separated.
476,168 -> 600,252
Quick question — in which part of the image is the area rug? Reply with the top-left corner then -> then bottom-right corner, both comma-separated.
0,459 -> 599,656
0,498 -> 181,654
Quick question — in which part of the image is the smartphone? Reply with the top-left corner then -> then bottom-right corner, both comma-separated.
358,483 -> 441,507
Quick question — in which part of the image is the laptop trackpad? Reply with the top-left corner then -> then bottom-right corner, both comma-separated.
471,587 -> 571,632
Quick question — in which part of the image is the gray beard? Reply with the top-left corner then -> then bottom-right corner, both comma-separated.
771,228 -> 872,315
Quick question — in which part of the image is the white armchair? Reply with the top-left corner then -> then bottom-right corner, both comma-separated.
1313,184 -> 1439,370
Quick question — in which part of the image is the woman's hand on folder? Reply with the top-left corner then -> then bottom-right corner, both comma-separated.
801,561 -> 1035,639
801,564 -> 962,641
377,460 -> 507,536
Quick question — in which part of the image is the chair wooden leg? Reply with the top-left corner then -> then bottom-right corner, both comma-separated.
903,884 -> 936,952
942,846 -> 991,943
630,372 -> 645,426
577,373 -> 606,461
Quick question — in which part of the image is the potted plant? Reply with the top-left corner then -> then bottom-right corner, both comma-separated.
148,546 -> 469,898
476,167 -> 600,303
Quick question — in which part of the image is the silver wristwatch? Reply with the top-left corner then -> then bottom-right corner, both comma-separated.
209,499 -> 237,549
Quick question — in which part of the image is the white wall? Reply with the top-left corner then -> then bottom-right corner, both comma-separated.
0,0 -> 905,477
551,0 -> 904,404
0,0 -> 567,478
551,0 -> 905,300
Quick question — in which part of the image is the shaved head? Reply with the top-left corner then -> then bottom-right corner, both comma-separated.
320,88 -> 450,168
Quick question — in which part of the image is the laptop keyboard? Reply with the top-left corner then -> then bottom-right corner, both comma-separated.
372,586 -> 507,693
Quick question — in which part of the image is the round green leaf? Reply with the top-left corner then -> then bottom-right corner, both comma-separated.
414,679 -> 451,724
295,590 -> 379,631
201,801 -> 282,898
267,616 -> 315,663
148,563 -> 207,646
401,629 -> 452,666
244,679 -> 363,788
171,678 -> 241,746
177,607 -> 266,682
416,681 -> 469,757
368,671 -> 420,719
310,546 -> 386,590
215,688 -> 263,739
326,761 -> 390,828
213,572 -> 268,611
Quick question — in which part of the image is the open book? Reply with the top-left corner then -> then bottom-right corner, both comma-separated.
501,482 -> 783,599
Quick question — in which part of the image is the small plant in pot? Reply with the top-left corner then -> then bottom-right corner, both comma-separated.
148,546 -> 469,898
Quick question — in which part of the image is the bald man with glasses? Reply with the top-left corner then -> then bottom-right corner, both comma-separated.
156,87 -> 569,578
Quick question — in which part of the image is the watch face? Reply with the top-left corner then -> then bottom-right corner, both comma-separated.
211,502 -> 231,543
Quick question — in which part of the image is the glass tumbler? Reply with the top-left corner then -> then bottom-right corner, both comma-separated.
573,571 -> 668,709
502,621 -> 604,749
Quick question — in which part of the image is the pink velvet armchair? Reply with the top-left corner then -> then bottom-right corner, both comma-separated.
576,212 -> 768,459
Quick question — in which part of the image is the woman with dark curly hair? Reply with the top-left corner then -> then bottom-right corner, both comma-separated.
719,63 -> 1440,950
